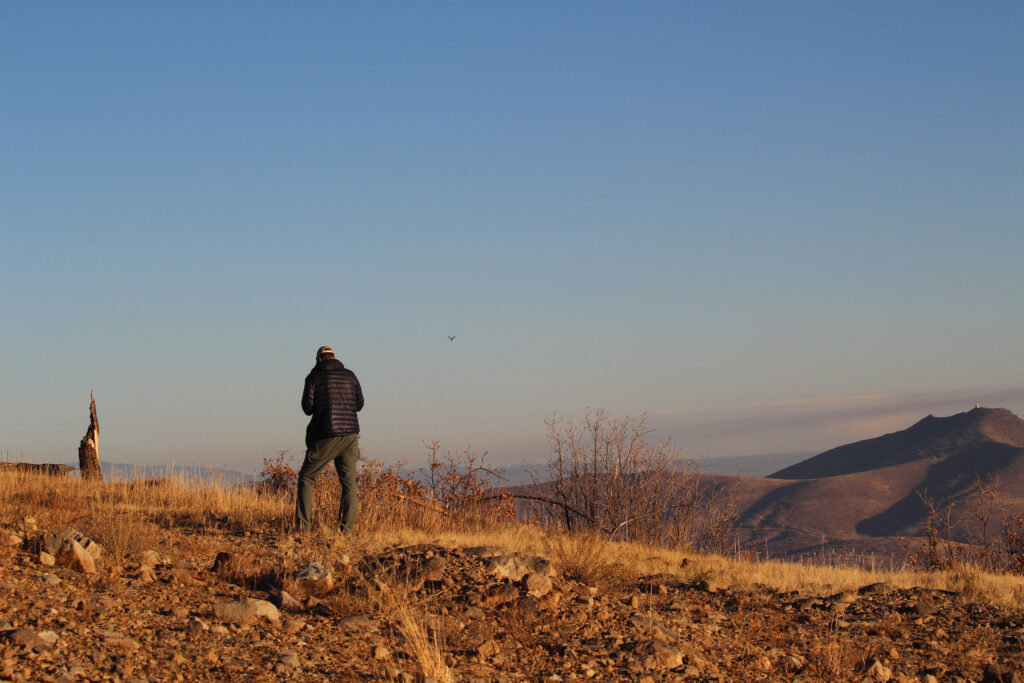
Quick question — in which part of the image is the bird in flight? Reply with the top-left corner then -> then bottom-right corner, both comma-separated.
448,336 -> 456,342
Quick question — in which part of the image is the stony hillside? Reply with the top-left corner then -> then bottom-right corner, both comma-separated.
3,517 -> 1024,682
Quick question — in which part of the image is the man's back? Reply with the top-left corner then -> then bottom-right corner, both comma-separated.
302,358 -> 363,447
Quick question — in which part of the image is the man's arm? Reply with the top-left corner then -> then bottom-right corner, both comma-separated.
353,373 -> 364,412
301,372 -> 315,415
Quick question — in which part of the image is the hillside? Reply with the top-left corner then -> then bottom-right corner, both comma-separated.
1,468 -> 1023,682
719,407 -> 1024,559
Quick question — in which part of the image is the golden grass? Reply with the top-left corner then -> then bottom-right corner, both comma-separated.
2,468 -> 1023,608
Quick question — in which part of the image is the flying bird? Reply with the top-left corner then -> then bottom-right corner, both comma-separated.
448,336 -> 456,342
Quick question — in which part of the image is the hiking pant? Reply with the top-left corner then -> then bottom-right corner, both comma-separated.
295,434 -> 359,533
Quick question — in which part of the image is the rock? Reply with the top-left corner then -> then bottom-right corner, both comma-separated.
3,532 -> 22,546
476,639 -> 500,658
630,615 -> 678,641
210,551 -> 237,574
1,629 -> 53,653
865,659 -> 892,682
57,539 -> 96,573
271,590 -> 303,611
481,583 -> 520,607
283,619 -> 306,635
139,550 -> 163,568
295,562 -> 334,595
488,554 -> 556,581
781,653 -> 806,672
858,582 -> 896,595
95,629 -> 140,651
373,645 -> 390,660
339,614 -> 377,634
983,662 -> 1022,683
828,590 -> 857,603
38,551 -> 55,566
634,639 -> 683,669
186,617 -> 209,638
523,572 -> 553,598
213,598 -> 281,625
419,556 -> 446,583
39,573 -> 61,585
37,630 -> 58,645
280,653 -> 301,668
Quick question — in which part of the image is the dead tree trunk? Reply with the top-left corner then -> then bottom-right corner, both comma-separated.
78,392 -> 102,481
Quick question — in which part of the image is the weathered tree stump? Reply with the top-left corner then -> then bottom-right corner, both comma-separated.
78,392 -> 102,481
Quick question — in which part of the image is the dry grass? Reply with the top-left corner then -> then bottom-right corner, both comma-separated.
374,581 -> 454,683
3,468 -> 1024,609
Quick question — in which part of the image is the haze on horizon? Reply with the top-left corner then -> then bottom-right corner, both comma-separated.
2,3 -> 1022,475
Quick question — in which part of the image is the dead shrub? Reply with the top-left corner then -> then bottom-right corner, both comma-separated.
526,409 -> 737,551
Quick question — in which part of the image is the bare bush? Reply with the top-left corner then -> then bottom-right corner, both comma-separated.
908,476 -> 1024,574
424,441 -> 515,530
528,409 -> 736,551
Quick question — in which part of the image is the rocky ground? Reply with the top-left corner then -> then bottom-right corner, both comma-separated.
1,519 -> 1022,682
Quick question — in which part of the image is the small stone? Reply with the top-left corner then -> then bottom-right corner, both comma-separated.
139,550 -> 162,569
523,572 -> 553,598
57,539 -> 96,573
95,629 -> 141,651
865,659 -> 892,682
39,573 -> 61,585
213,598 -> 280,625
295,562 -> 334,595
280,653 -> 300,668
186,617 -> 209,638
3,533 -> 22,547
482,583 -> 520,607
171,653 -> 187,666
171,607 -> 189,618
210,624 -> 230,635
1,629 -> 53,653
373,645 -> 390,660
36,631 -> 58,645
38,552 -> 55,566
476,639 -> 500,659
488,554 -> 556,581
634,639 -> 682,669
338,614 -> 377,634
272,590 -> 303,611
282,619 -> 306,635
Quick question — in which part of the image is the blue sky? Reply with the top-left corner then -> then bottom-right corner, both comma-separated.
2,2 -> 1022,473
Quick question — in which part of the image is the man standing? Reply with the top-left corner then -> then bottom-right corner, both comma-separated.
297,345 -> 364,534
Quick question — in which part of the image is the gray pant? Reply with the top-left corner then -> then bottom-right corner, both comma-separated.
295,434 -> 359,533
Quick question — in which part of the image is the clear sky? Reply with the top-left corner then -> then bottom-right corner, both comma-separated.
2,2 -> 1022,474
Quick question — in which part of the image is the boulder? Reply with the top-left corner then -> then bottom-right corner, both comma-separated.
488,554 -> 556,581
295,562 -> 334,595
213,598 -> 280,625
57,539 -> 96,573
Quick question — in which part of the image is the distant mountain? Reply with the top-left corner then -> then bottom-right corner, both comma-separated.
720,407 -> 1024,558
770,407 -> 1024,479
93,461 -> 258,485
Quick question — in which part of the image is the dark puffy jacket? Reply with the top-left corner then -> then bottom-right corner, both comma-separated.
302,359 -> 364,448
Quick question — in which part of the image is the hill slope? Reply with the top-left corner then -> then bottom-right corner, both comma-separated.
710,408 -> 1024,559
